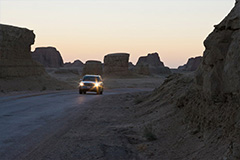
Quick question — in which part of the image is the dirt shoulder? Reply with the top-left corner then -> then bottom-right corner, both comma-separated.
21,89 -> 207,160
22,92 -> 144,160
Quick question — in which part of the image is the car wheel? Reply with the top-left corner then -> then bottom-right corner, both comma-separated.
98,88 -> 103,95
79,89 -> 82,94
83,91 -> 86,94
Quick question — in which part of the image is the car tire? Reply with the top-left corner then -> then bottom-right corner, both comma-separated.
83,91 -> 86,94
98,88 -> 103,95
79,89 -> 82,94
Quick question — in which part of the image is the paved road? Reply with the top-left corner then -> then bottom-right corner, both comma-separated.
0,88 -> 153,160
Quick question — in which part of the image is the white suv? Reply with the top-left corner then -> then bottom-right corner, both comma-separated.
79,75 -> 103,94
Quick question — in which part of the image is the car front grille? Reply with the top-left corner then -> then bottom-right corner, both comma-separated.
84,83 -> 95,87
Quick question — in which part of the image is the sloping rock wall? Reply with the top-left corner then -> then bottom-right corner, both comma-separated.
0,24 -> 45,78
151,1 -> 240,159
196,0 -> 240,102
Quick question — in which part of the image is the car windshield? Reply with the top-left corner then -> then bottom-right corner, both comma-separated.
83,76 -> 100,82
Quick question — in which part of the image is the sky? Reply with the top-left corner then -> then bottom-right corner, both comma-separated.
0,0 -> 234,68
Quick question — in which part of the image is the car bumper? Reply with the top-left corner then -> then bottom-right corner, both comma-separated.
79,86 -> 103,92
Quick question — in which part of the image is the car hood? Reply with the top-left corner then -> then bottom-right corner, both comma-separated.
82,81 -> 97,84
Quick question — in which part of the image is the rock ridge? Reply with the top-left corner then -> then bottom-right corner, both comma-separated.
32,47 -> 64,68
0,24 -> 45,77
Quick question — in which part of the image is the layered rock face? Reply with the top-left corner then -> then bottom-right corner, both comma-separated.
196,0 -> 240,102
153,1 -> 240,158
32,47 -> 64,68
103,53 -> 129,75
64,60 -> 84,68
178,56 -> 202,71
0,24 -> 45,77
135,53 -> 171,75
82,60 -> 103,75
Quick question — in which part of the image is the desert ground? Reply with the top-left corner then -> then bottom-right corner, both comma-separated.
0,72 -> 227,160
0,73 -> 169,160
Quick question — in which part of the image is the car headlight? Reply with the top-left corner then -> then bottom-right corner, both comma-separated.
80,82 -> 84,86
95,83 -> 100,87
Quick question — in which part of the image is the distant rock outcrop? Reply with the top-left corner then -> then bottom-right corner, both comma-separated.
32,47 -> 64,68
0,24 -> 45,77
64,60 -> 84,68
178,56 -> 202,71
135,53 -> 171,75
136,52 -> 164,67
104,53 -> 130,76
128,62 -> 135,71
82,60 -> 103,75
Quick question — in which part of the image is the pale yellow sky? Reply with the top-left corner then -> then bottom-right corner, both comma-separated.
0,0 -> 234,68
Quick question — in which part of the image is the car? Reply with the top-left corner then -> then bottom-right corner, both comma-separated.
79,75 -> 103,94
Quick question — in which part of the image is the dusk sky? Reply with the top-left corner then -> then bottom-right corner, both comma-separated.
0,0 -> 234,68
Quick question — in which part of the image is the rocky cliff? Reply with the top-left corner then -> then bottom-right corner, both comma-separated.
135,53 -> 171,75
82,60 -> 103,76
149,1 -> 240,159
0,24 -> 45,77
104,53 -> 130,76
136,52 -> 164,67
195,0 -> 240,102
32,47 -> 64,68
178,56 -> 202,71
0,24 -> 73,92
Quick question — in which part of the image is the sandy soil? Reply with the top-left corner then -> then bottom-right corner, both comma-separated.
19,85 -> 218,160
0,67 -> 166,97
3,69 -> 218,159
45,67 -> 167,90
0,75 -> 73,95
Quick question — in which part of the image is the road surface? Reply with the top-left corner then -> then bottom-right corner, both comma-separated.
0,88 -> 152,160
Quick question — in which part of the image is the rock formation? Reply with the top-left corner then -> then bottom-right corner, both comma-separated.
178,56 -> 202,71
32,47 -> 64,68
103,53 -> 130,76
0,24 -> 73,92
64,60 -> 84,68
128,62 -> 135,71
82,60 -> 103,75
135,64 -> 150,75
149,1 -> 240,159
135,52 -> 171,75
195,1 -> 240,102
185,2 -> 240,156
136,52 -> 164,67
0,24 -> 45,77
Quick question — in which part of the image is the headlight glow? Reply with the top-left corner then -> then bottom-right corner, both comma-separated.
80,82 -> 84,86
95,83 -> 100,87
